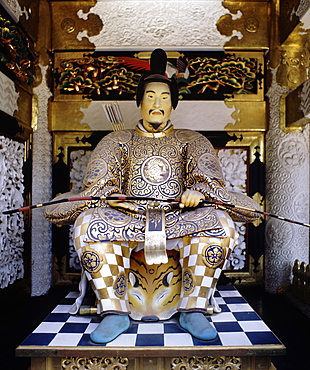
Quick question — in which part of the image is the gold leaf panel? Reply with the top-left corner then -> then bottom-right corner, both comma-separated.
51,1 -> 103,51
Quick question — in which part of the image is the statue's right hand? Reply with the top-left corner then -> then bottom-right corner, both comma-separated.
107,194 -> 138,212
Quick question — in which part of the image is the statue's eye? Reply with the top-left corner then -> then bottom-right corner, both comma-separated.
162,271 -> 173,287
129,271 -> 140,288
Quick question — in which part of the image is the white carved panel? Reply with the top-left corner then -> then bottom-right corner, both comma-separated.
0,0 -> 28,22
77,0 -> 240,49
265,71 -> 309,293
0,71 -> 19,117
301,79 -> 310,118
0,136 -> 24,288
296,0 -> 310,21
68,149 -> 92,271
70,149 -> 92,192
218,148 -> 248,270
31,65 -> 53,296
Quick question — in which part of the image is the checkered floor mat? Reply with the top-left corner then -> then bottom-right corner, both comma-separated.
20,286 -> 282,348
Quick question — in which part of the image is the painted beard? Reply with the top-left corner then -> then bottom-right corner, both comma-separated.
149,109 -> 164,130
150,122 -> 162,130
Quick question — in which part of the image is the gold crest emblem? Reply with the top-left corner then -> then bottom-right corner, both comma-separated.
81,249 -> 103,273
202,245 -> 225,269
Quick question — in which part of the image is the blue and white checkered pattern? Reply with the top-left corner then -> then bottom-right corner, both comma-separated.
20,286 -> 282,348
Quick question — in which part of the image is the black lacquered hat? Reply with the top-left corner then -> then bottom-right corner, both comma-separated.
136,48 -> 179,109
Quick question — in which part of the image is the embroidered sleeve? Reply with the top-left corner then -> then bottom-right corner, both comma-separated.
82,134 -> 124,197
186,132 -> 231,202
44,131 -> 131,225
185,131 -> 260,222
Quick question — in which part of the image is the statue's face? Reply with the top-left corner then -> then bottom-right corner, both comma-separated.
140,82 -> 173,132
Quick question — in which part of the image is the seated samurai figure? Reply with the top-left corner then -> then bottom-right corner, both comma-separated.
45,49 -> 260,344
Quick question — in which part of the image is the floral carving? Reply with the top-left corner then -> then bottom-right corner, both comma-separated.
218,148 -> 247,270
77,1 -> 233,48
61,356 -> 129,370
278,138 -> 307,168
265,71 -> 309,293
171,356 -> 242,370
0,14 -> 36,83
0,136 -> 24,288
55,53 -> 259,100
31,65 -> 53,296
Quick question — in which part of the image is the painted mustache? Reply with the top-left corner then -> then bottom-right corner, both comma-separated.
148,110 -> 165,130
149,109 -> 164,115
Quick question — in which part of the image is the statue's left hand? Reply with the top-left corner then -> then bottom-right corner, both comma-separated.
107,193 -> 138,212
181,190 -> 205,208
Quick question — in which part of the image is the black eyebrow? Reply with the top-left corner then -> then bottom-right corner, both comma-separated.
145,90 -> 170,95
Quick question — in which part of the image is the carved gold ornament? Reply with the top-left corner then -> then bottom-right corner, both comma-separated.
0,14 -> 36,83
184,55 -> 256,95
217,1 -> 268,49
61,356 -> 129,370
171,356 -> 242,370
275,24 -> 310,90
245,17 -> 259,33
61,18 -> 76,34
54,52 -> 262,100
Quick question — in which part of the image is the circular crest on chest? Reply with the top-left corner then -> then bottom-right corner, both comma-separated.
141,156 -> 171,185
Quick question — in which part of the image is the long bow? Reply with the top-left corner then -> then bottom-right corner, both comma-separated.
2,195 -> 310,228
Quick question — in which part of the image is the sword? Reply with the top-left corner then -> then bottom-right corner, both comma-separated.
144,208 -> 168,265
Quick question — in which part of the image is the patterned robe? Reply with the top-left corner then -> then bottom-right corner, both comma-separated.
45,124 -> 260,240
